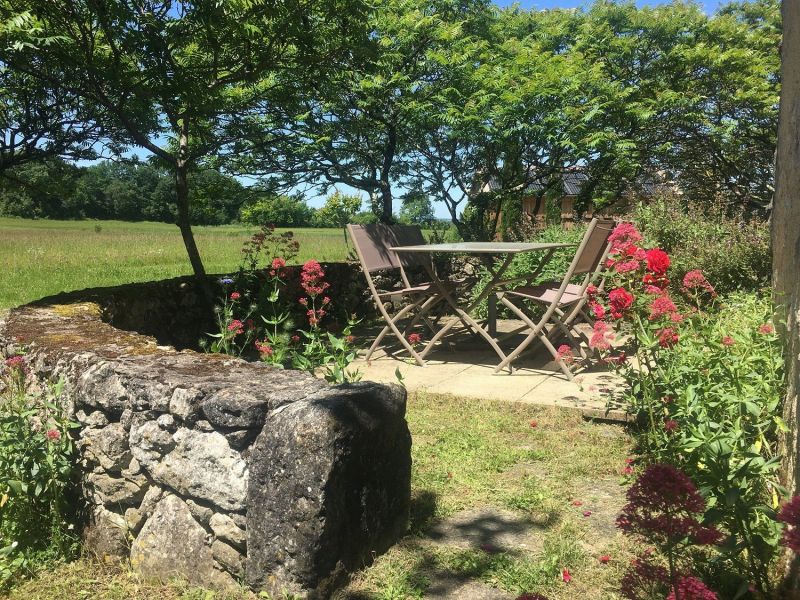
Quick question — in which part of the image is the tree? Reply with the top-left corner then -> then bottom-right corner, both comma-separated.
775,0 -> 800,592
235,0 -> 493,223
0,63 -> 99,172
409,7 -> 589,240
398,191 -> 435,226
1,0 -> 365,277
239,194 -> 314,227
312,191 -> 362,238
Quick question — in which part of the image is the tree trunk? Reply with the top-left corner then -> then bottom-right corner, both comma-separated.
174,121 -> 206,279
175,161 -> 206,278
775,0 -> 800,593
379,183 -> 393,223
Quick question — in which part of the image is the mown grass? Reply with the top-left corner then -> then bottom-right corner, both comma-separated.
9,393 -> 635,600
0,218 -> 351,310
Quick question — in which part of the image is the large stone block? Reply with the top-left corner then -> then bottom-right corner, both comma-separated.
246,382 -> 411,598
131,493 -> 237,590
0,292 -> 412,598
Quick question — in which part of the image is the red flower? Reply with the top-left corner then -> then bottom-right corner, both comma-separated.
778,496 -> 800,553
4,356 -> 26,371
561,567 -> 572,583
648,295 -> 678,321
230,292 -> 241,300
300,260 -> 330,298
645,248 -> 670,276
608,223 -> 643,252
599,555 -> 611,564
571,500 -> 583,506
407,333 -> 422,346
227,319 -> 244,335
614,259 -> 640,274
617,464 -> 721,548
722,335 -> 735,347
589,320 -> 614,351
291,335 -> 301,343
529,419 -> 538,428
556,344 -> 575,365
583,510 -> 593,517
665,576 -> 719,600
682,269 -> 717,298
346,335 -> 356,344
657,328 -> 679,349
758,323 -> 775,335
255,340 -> 273,357
271,257 -> 286,270
622,465 -> 634,475
608,288 -> 634,318
664,419 -> 679,433
590,302 -> 606,320
45,428 -> 61,441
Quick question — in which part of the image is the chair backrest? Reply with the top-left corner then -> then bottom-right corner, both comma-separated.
390,224 -> 431,270
572,218 -> 615,275
347,224 -> 400,273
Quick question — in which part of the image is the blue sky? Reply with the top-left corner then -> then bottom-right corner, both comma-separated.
493,0 -> 724,13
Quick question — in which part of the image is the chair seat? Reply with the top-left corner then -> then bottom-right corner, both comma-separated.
501,282 -> 584,306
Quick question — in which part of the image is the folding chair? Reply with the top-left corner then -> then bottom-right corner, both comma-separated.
492,218 -> 615,378
347,224 -> 450,366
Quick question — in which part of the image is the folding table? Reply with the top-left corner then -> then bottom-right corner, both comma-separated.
389,242 -> 574,368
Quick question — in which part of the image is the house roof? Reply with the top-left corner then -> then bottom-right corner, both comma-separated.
481,168 -> 667,198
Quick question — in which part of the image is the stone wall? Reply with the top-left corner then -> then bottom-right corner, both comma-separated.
0,299 -> 411,598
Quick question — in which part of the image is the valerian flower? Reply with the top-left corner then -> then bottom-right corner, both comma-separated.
777,495 -> 800,553
665,576 -> 718,600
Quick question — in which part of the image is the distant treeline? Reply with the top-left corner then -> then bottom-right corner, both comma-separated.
0,159 -> 247,225
0,159 -> 437,227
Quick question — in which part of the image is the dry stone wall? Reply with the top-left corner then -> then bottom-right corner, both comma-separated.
0,299 -> 411,598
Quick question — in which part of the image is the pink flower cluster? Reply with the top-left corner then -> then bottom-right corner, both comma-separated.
556,344 -> 575,365
682,269 -> 717,299
227,319 -> 244,335
617,464 -> 722,548
590,223 -> 687,352
300,260 -> 330,298
254,340 -> 273,357
665,576 -> 719,600
269,257 -> 287,278
778,496 -> 800,553
4,355 -> 26,372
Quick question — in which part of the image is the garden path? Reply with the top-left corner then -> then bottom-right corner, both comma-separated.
352,319 -> 629,422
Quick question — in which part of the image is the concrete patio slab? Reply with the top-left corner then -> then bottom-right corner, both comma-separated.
352,319 -> 630,422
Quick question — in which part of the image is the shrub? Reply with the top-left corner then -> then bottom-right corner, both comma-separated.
634,197 -> 771,295
0,359 -> 78,589
590,223 -> 784,596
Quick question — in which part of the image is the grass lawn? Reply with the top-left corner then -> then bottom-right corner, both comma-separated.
0,218 -> 351,310
9,392 -> 636,600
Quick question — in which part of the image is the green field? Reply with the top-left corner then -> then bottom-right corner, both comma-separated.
0,218 -> 351,310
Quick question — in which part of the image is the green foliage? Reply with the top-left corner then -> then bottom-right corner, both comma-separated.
635,197 -> 771,295
470,225 -> 587,319
398,192 -> 435,227
592,230 -> 785,595
0,159 -> 247,225
204,230 -> 361,384
311,191 -> 363,228
0,367 -> 78,589
239,195 -> 314,227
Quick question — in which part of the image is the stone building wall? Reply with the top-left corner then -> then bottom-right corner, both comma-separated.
0,298 -> 411,598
